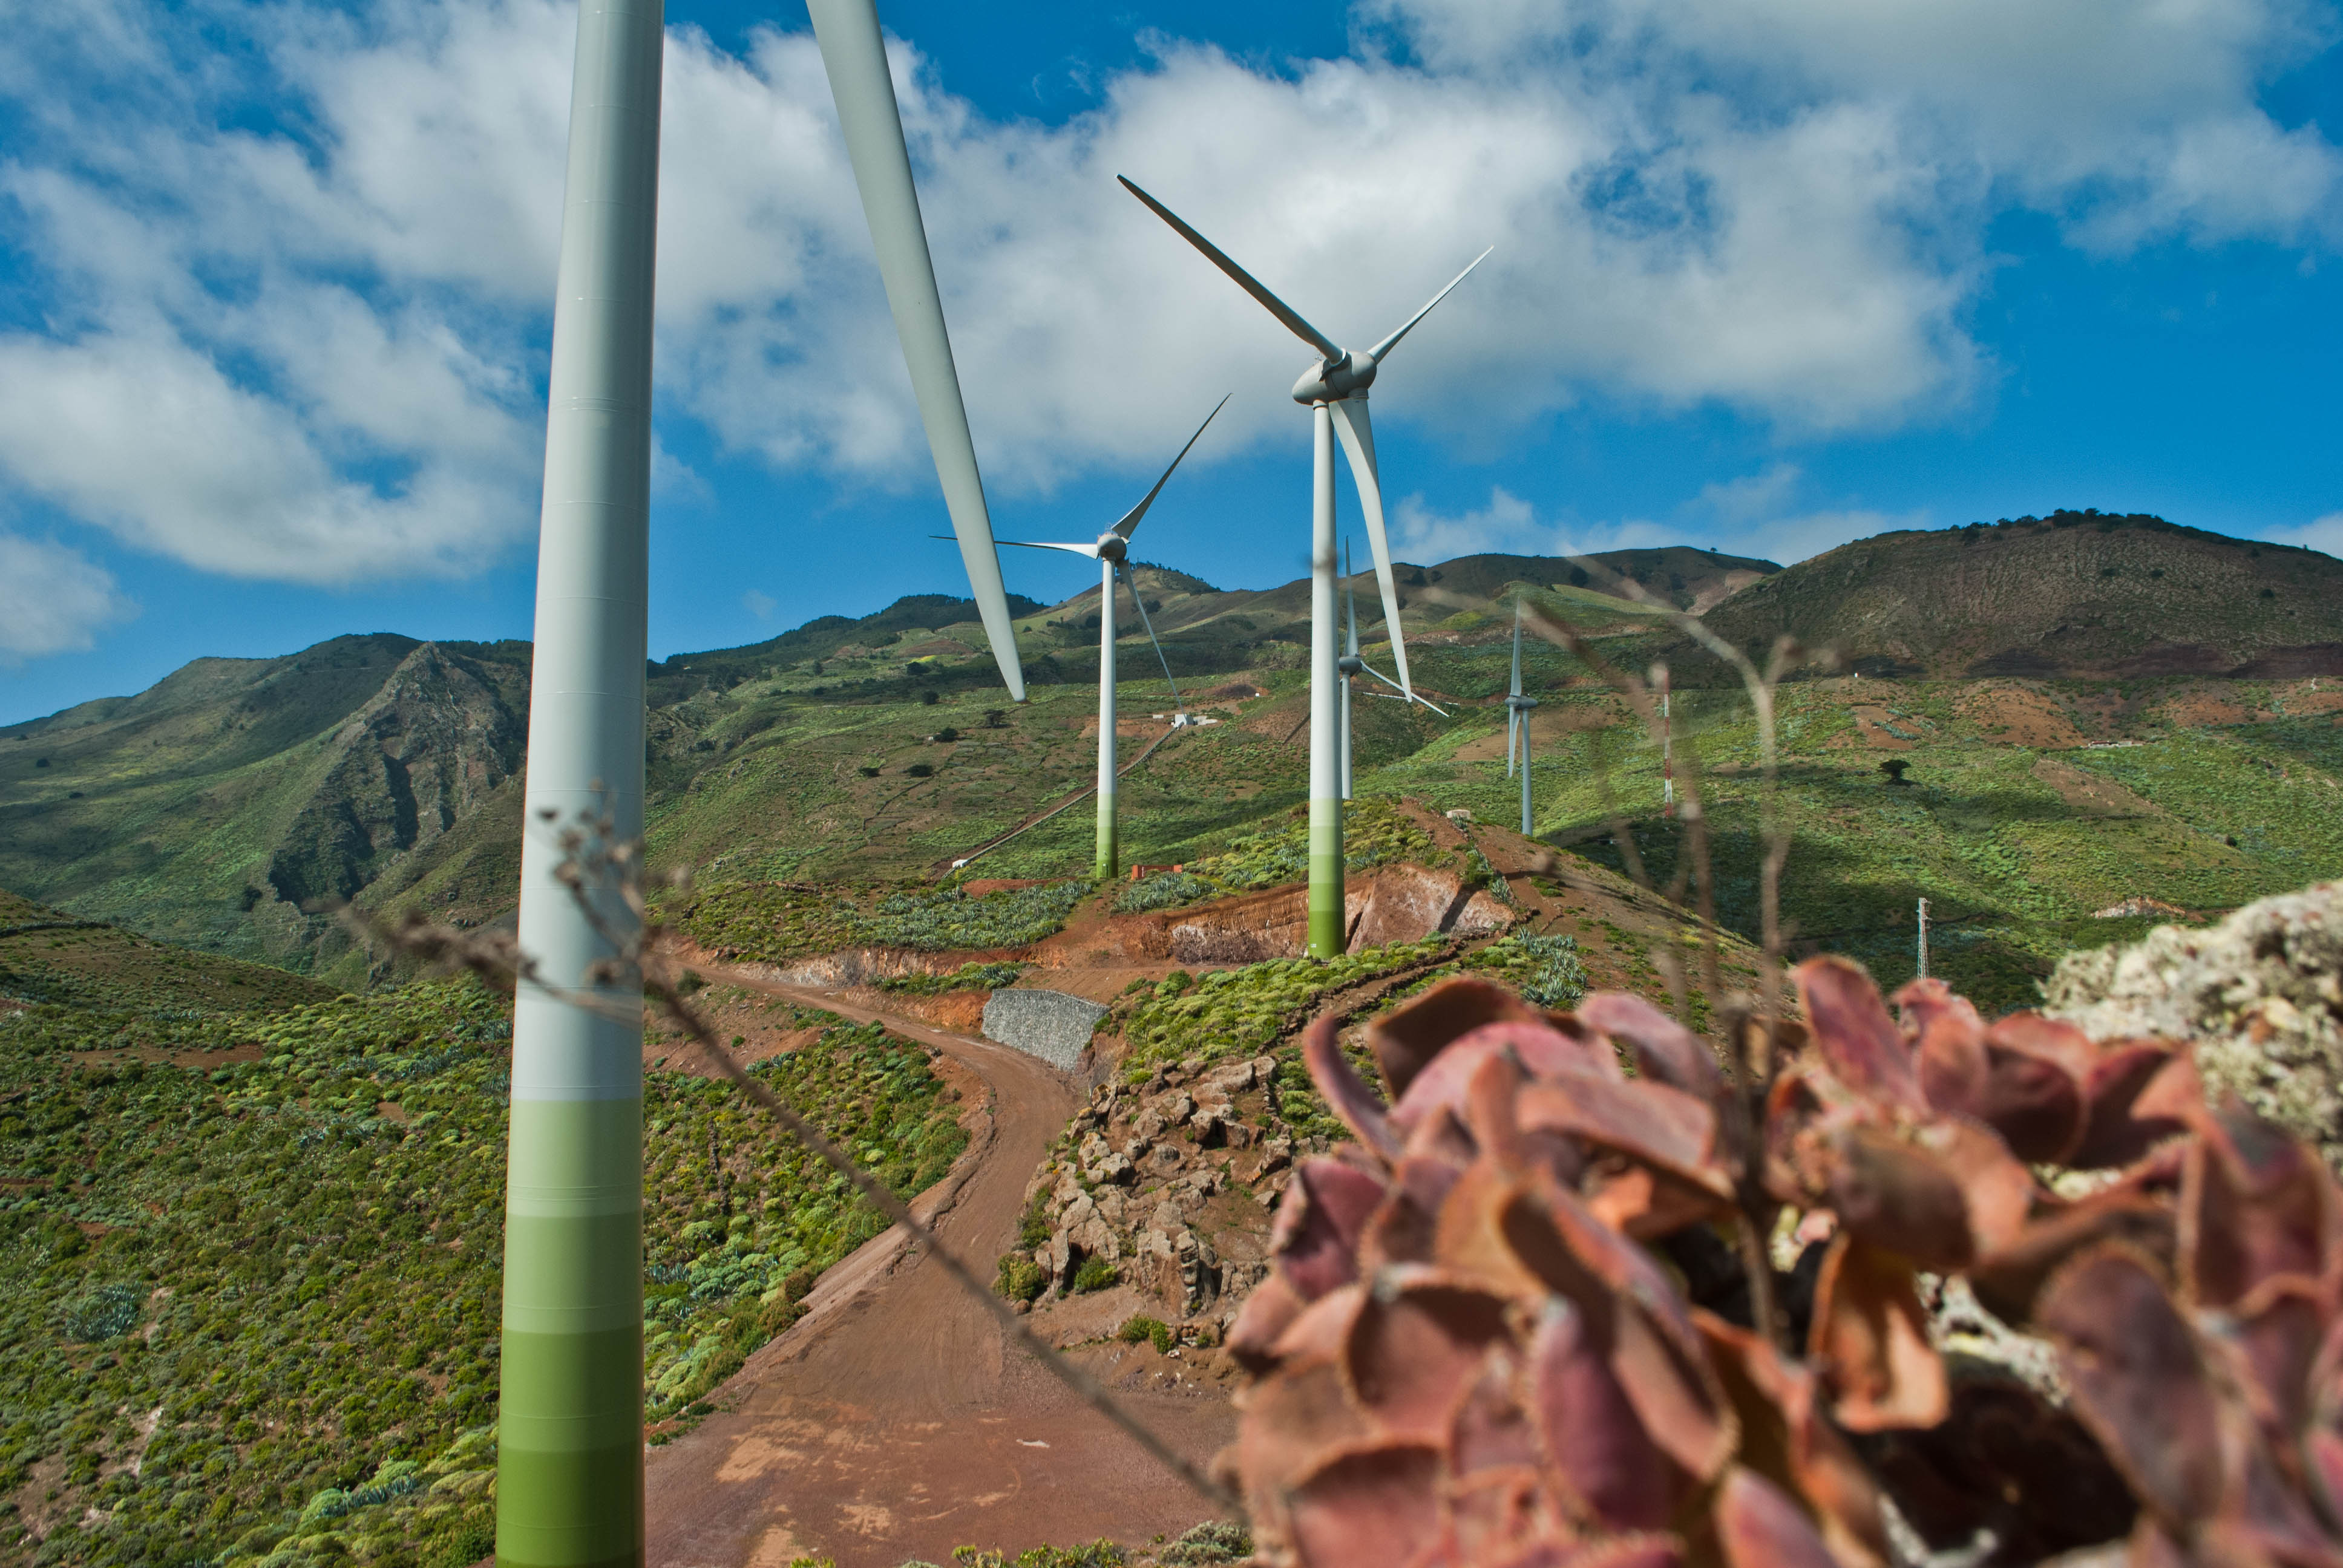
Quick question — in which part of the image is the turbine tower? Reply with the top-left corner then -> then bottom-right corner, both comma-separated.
1506,601 -> 1539,836
497,0 -> 662,1563
1121,175 -> 1487,956
985,396 -> 1227,878
808,0 -> 1025,699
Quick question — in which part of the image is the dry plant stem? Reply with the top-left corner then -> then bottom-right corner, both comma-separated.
339,897 -> 1240,1517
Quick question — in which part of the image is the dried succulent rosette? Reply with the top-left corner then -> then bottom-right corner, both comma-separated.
1219,958 -> 2343,1568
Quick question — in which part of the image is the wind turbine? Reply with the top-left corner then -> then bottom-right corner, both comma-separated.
807,0 -> 1026,699
975,396 -> 1227,880
1121,175 -> 1487,956
1339,541 -> 1446,800
499,0 -> 662,1561
1506,601 -> 1539,836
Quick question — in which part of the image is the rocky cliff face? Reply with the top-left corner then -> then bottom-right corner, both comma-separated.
264,643 -> 524,910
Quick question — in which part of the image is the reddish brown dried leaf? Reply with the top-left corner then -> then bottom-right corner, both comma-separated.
2037,1245 -> 2226,1525
1273,1282 -> 1367,1367
2070,1042 -> 2191,1169
1585,1163 -> 1736,1242
1434,1160 -> 1552,1302
1808,1235 -> 1949,1432
1303,1011 -> 1403,1161
1528,1296 -> 1680,1530
1917,1115 -> 2038,1258
1285,1441 -> 1446,1568
1344,1282 -> 1513,1442
1697,1310 -> 1892,1568
1450,1360 -> 1542,1477
1896,976 -> 1990,1122
1579,990 -> 1723,1100
1715,1467 -> 1842,1568
1446,1468 -> 1550,1567
2230,1281 -> 2325,1441
1394,1019 -> 1625,1137
1549,1537 -> 1685,1568
1970,1191 -> 2177,1328
1365,1154 -> 1468,1272
1273,1157 -> 1391,1301
1369,977 -> 1548,1099
1235,1356 -> 1375,1526
2184,1106 -> 2336,1312
1978,1013 -> 2099,1163
1825,1124 -> 1975,1272
1795,956 -> 1927,1115
1228,1269 -> 1306,1373
1516,1076 -> 1731,1198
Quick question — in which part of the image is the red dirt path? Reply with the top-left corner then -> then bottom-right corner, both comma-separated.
644,973 -> 1232,1568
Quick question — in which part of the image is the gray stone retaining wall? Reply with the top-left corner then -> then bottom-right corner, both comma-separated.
981,988 -> 1107,1073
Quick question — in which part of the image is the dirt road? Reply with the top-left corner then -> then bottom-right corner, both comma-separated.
645,976 -> 1233,1568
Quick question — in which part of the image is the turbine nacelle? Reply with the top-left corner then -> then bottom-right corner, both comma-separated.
1293,353 -> 1375,405
1095,533 -> 1129,564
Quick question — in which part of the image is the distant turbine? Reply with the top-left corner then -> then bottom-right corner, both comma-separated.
808,0 -> 1025,699
1506,601 -> 1539,836
498,0 -> 662,1562
1121,175 -> 1487,955
981,396 -> 1227,879
1339,540 -> 1446,800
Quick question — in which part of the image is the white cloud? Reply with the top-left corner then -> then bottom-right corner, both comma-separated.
1394,485 -> 1548,558
0,0 -> 2333,610
2264,510 -> 2343,560
0,533 -> 135,664
741,588 -> 777,621
1699,463 -> 1803,526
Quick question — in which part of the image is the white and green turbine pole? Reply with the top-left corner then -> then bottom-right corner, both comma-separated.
497,1 -> 662,1564
1116,177 -> 1485,958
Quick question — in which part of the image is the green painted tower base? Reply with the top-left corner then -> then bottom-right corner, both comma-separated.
1306,795 -> 1344,958
1095,789 -> 1118,883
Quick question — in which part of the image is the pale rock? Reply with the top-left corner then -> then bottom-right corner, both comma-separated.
1208,1061 -> 1256,1093
1093,1152 -> 1136,1186
1150,1200 -> 1185,1233
1131,1108 -> 1167,1140
1146,1143 -> 1186,1177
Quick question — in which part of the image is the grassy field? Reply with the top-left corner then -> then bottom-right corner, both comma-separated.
0,952 -> 967,1567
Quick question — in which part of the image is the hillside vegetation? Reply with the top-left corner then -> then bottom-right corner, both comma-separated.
1689,509 -> 2343,678
2,523 -> 2338,1016
0,929 -> 969,1567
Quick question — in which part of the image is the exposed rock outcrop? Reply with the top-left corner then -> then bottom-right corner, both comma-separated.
2043,880 -> 2343,1168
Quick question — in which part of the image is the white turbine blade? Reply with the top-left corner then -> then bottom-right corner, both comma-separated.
999,539 -> 1104,557
1360,659 -> 1448,716
809,0 -> 1024,700
1510,601 -> 1524,698
1506,707 -> 1518,777
1117,177 -> 1342,361
1119,562 -> 1187,711
1363,246 -> 1492,367
1343,538 -> 1360,658
1328,399 -> 1411,697
1113,393 -> 1230,540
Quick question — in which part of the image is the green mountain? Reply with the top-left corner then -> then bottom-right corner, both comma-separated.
1685,510 -> 2343,679
5,525 -> 2335,1008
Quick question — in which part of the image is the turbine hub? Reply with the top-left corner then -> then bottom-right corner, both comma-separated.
1096,535 -> 1127,564
1292,351 -> 1375,405
1506,694 -> 1539,712
1337,655 -> 1365,676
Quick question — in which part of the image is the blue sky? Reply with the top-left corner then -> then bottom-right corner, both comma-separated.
1,0 -> 2339,724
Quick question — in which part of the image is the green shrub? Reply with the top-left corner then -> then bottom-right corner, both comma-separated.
995,1255 -> 1046,1302
1116,1315 -> 1173,1353
1160,1520 -> 1254,1565
874,961 -> 1028,996
425,1519 -> 494,1568
1112,872 -> 1212,913
1468,932 -> 1590,1011
1070,1256 -> 1119,1294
